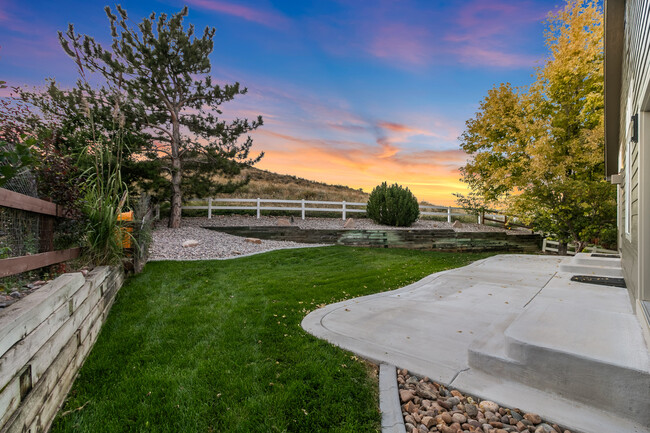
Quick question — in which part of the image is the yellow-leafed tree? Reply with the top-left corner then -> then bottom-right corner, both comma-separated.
460,0 -> 616,252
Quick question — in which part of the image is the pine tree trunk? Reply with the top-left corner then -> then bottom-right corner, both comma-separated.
169,111 -> 182,228
169,157 -> 182,228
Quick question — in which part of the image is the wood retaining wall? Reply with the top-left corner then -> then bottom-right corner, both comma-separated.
205,227 -> 542,252
0,267 -> 124,433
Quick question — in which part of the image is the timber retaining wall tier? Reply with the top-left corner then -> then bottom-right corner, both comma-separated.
205,226 -> 542,252
0,267 -> 124,433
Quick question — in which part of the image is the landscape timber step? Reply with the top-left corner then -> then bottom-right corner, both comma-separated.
469,303 -> 650,427
202,226 -> 542,252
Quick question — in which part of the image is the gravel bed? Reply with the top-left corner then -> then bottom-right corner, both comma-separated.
397,369 -> 571,433
149,225 -> 328,261
184,215 -> 531,234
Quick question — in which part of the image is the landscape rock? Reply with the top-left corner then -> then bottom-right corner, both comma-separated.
182,239 -> 200,248
479,400 -> 500,413
276,218 -> 291,226
421,416 -> 436,428
343,218 -> 355,228
465,403 -> 478,417
451,413 -> 466,424
416,382 -> 438,400
403,400 -> 417,414
396,370 -> 567,433
452,220 -> 463,228
244,238 -> 262,244
400,389 -> 416,402
534,423 -> 557,433
524,413 -> 542,424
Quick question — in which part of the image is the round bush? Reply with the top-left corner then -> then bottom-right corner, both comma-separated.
366,182 -> 419,227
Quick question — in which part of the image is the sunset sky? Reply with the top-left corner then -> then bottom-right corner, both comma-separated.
0,0 -> 565,204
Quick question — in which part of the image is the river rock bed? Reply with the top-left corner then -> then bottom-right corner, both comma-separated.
397,369 -> 571,433
149,225 -> 326,261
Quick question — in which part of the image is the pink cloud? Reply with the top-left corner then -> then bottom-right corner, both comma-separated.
444,0 -> 552,68
455,45 -> 539,68
307,0 -> 551,69
185,0 -> 291,30
367,23 -> 433,65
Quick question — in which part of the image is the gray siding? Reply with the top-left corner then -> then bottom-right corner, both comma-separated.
619,0 -> 650,301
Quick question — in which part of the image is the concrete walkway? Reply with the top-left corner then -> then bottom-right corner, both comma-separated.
302,254 -> 650,433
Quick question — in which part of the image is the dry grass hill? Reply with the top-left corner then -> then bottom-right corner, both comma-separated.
213,167 -> 369,203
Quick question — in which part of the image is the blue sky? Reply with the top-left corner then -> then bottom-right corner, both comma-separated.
0,0 -> 566,204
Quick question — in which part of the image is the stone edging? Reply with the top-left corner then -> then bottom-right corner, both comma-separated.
380,364 -> 407,433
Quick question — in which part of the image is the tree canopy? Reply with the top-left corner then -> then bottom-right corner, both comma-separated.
23,6 -> 263,228
459,0 -> 615,251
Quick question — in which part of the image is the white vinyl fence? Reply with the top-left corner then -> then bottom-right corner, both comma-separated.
183,198 -> 496,222
541,239 -> 617,255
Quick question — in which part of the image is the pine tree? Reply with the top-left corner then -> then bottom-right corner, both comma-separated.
53,6 -> 263,228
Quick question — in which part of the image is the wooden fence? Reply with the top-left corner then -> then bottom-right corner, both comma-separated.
183,198 -> 509,223
0,188 -> 80,278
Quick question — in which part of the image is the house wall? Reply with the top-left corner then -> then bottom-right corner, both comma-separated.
619,0 -> 650,306
0,267 -> 124,433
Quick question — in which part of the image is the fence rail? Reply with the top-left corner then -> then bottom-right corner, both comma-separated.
182,198 -> 509,223
0,188 -> 79,278
541,239 -> 617,255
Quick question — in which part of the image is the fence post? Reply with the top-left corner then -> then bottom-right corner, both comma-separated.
208,198 -> 212,219
478,212 -> 482,224
542,238 -> 547,253
256,198 -> 261,219
342,201 -> 347,220
155,204 -> 160,220
447,207 -> 451,223
301,199 -> 305,220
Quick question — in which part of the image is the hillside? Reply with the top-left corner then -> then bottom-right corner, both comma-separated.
212,167 -> 370,203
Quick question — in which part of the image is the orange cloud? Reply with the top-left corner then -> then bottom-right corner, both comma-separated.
250,129 -> 469,206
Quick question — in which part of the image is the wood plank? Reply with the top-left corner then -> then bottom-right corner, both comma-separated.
0,268 -> 121,433
0,269 -> 109,391
0,248 -> 81,278
0,376 -> 20,428
0,334 -> 79,433
0,188 -> 58,216
0,297 -> 72,392
0,273 -> 84,358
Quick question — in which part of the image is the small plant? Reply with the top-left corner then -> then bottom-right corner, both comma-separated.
366,182 -> 419,227
81,138 -> 130,266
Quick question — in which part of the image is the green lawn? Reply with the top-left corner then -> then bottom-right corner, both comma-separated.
50,246 -> 493,433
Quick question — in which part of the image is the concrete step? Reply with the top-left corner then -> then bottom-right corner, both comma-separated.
468,304 -> 650,428
559,253 -> 622,277
452,368 -> 650,433
558,263 -> 623,277
572,252 -> 621,267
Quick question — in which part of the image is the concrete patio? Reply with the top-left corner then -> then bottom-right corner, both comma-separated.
302,254 -> 650,433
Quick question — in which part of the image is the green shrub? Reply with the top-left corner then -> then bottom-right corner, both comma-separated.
366,182 -> 419,226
